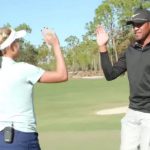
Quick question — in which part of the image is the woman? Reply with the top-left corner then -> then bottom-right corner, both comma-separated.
0,27 -> 68,149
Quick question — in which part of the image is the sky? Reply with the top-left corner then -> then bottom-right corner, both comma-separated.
0,0 -> 102,47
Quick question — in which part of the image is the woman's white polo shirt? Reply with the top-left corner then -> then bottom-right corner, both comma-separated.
0,57 -> 45,132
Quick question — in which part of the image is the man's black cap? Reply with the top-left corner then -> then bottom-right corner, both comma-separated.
126,9 -> 150,25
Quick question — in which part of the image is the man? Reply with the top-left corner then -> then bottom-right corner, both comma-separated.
96,8 -> 150,150
0,27 -> 68,150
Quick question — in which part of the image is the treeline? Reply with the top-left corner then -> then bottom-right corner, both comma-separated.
64,0 -> 150,72
2,0 -> 150,73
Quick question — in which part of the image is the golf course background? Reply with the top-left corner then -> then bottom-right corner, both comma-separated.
34,77 -> 129,150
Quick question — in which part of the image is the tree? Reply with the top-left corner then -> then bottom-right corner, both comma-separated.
65,36 -> 80,49
65,36 -> 80,71
17,41 -> 38,65
86,1 -> 119,64
15,23 -> 32,33
85,0 -> 150,65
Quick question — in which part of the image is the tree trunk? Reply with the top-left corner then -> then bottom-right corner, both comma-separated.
112,38 -> 118,62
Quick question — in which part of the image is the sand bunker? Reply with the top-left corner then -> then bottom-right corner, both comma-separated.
96,106 -> 128,115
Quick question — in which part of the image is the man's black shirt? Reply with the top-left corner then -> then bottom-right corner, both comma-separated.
100,42 -> 150,113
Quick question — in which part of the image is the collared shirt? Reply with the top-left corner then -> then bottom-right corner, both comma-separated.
0,57 -> 45,132
100,42 -> 150,113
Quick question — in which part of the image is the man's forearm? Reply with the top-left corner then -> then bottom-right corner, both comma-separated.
100,52 -> 115,81
100,52 -> 126,81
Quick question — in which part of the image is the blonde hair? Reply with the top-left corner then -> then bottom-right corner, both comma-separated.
0,28 -> 11,45
0,28 -> 12,56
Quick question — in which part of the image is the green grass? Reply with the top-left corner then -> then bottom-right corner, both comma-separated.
34,77 -> 129,150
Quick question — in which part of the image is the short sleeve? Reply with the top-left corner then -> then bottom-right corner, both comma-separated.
22,63 -> 45,84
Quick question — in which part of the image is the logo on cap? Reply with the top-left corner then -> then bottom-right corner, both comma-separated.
132,13 -> 140,18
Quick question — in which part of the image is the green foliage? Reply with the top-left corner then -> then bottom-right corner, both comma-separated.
64,0 -> 150,71
3,23 -> 11,28
17,41 -> 38,65
36,43 -> 56,70
65,35 -> 80,49
15,23 -> 32,33
65,36 -> 99,71
85,0 -> 150,65
3,0 -> 150,72
5,23 -> 38,65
